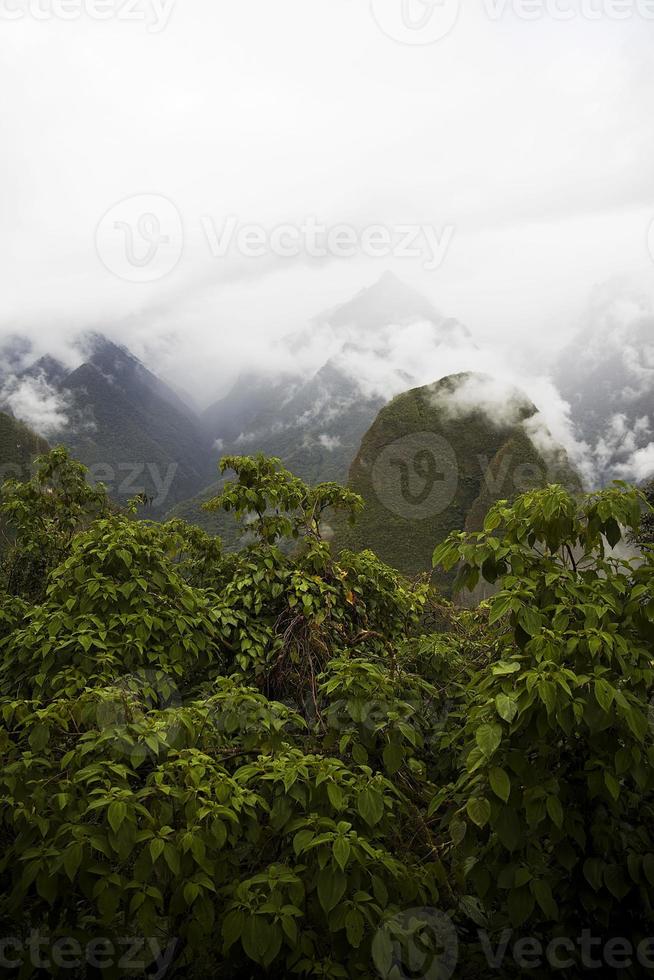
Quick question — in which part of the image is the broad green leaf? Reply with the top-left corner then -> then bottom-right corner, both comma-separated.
345,908 -> 365,948
546,796 -> 563,829
327,782 -> 346,811
583,858 -> 603,891
532,879 -> 558,919
333,836 -> 351,871
63,842 -> 82,882
604,771 -> 620,801
489,767 -> 510,803
594,678 -> 615,713
293,829 -> 315,856
489,595 -> 512,625
466,797 -> 491,829
496,694 -> 518,724
107,801 -> 126,835
357,788 -> 384,827
476,724 -> 502,758
317,867 -> 347,914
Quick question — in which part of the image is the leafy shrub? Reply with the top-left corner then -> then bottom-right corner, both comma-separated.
433,484 -> 654,975
0,455 -> 653,978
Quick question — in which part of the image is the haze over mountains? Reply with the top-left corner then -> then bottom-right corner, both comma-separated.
1,274 -> 653,540
0,273 -> 480,518
0,334 -> 214,511
200,272 -> 475,486
555,293 -> 654,486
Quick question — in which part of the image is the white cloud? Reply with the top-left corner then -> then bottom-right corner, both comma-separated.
429,374 -> 532,428
615,443 -> 654,483
1,6 -> 654,402
0,374 -> 70,437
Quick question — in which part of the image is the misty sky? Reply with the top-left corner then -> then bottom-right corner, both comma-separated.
1,1 -> 654,400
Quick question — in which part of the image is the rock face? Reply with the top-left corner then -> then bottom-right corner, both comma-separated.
336,373 -> 580,590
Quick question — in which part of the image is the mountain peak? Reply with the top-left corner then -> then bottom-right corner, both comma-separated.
77,332 -> 140,369
321,272 -> 437,332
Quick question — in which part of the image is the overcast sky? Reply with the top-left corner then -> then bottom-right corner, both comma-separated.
1,0 -> 654,400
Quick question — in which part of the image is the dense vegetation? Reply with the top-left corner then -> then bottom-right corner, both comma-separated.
1,450 -> 653,978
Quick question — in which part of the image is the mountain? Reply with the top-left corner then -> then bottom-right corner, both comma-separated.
2,335 -> 216,513
201,272 -> 473,468
173,273 -> 478,536
335,372 -> 581,589
555,300 -> 654,485
2,274 -> 487,536
308,269 -> 441,333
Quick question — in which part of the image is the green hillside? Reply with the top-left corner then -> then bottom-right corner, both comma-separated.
0,410 -> 49,482
0,410 -> 50,552
165,472 -> 244,547
336,373 -> 581,588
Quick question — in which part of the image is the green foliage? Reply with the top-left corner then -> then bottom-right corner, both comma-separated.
1,454 -> 654,978
205,454 -> 363,546
0,447 -> 110,600
432,483 -> 654,974
0,452 -> 442,978
639,477 -> 654,547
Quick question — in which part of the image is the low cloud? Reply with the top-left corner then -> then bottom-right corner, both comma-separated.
318,434 -> 341,450
429,373 -> 533,429
0,374 -> 71,438
614,441 -> 654,484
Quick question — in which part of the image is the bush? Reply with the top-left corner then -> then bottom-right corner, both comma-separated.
0,455 -> 653,978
